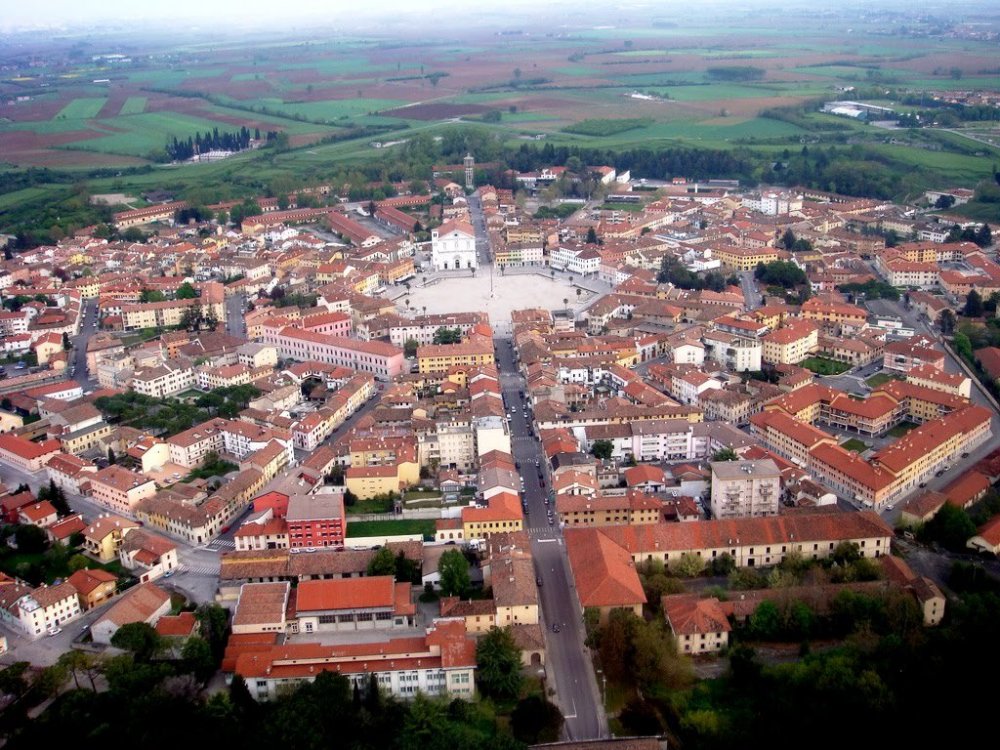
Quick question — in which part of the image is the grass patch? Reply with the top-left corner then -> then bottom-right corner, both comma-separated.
345,496 -> 395,514
55,97 -> 108,120
888,421 -> 920,438
866,373 -> 899,388
801,357 -> 852,375
841,438 -> 869,453
563,117 -> 653,136
345,519 -> 435,538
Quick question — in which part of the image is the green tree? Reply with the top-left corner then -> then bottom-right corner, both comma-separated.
57,649 -> 102,691
921,502 -> 977,551
181,636 -> 217,684
589,439 -> 614,460
110,622 -> 164,662
404,338 -> 419,358
750,600 -> 781,639
940,308 -> 957,334
475,626 -> 523,700
176,282 -> 198,300
140,289 -> 167,303
586,226 -> 599,244
953,331 -> 973,361
511,695 -> 564,743
432,327 -> 462,345
673,552 -> 704,578
832,541 -> 861,566
439,548 -> 470,597
712,447 -> 739,462
107,446 -> 117,465
709,552 -> 736,576
15,524 -> 48,554
395,551 -> 421,584
965,290 -> 984,318
196,603 -> 230,662
367,546 -> 397,577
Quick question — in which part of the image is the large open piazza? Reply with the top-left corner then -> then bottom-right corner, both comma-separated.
396,270 -> 599,333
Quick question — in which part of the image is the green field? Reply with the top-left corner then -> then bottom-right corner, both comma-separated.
119,97 -> 147,115
802,357 -> 852,375
888,421 -> 920,438
866,373 -> 900,388
346,519 -> 435,538
244,97 -> 406,122
55,97 -> 108,120
563,118 -> 655,136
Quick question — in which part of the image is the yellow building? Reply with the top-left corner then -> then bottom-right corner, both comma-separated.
761,320 -> 819,366
83,515 -> 141,562
417,339 -> 495,374
556,490 -> 662,528
714,245 -> 779,271
461,493 -> 524,539
344,459 -> 419,499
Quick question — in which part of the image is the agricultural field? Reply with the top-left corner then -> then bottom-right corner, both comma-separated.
1,9 -> 999,219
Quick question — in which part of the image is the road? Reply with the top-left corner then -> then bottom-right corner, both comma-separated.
70,299 -> 99,390
467,195 -> 492,267
225,293 -> 247,340
739,270 -> 761,310
495,337 -> 606,740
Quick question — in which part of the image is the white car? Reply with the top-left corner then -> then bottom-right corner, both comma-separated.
48,626 -> 62,637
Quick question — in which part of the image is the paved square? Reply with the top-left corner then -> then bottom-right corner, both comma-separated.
397,271 -> 597,332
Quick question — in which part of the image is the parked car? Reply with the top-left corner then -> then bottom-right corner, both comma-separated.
47,627 -> 62,637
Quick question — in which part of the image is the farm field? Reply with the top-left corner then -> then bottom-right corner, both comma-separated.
1,9 -> 999,225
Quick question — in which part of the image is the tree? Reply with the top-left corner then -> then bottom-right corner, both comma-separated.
439,548 -> 470,597
110,622 -> 164,662
196,603 -> 230,662
140,289 -> 167,303
57,649 -> 102,691
673,552 -> 704,578
709,552 -> 736,576
832,541 -> 861,566
965,290 -> 984,318
62,331 -> 72,350
712,447 -> 739,462
935,194 -> 956,209
921,502 -> 977,551
475,626 -> 523,700
367,546 -> 397,577
44,478 -> 71,516
590,439 -> 614,460
176,282 -> 198,300
953,331 -> 973,361
15,524 -> 47,554
107,446 -> 117,465
432,327 -> 462,345
586,226 -> 599,244
749,600 -> 781,639
511,695 -> 564,743
404,338 -> 419,358
181,636 -> 216,684
939,308 -> 956,334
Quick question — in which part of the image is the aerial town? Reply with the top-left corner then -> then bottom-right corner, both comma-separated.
1,3 -> 999,748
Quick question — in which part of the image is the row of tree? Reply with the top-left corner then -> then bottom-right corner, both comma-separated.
165,127 -> 257,161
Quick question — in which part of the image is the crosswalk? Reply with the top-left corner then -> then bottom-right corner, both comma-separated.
179,562 -> 221,576
526,526 -> 563,539
208,538 -> 235,551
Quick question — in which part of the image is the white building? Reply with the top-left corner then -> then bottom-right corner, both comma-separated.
710,459 -> 781,519
431,220 -> 477,271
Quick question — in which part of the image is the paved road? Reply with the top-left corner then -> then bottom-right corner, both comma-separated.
70,299 -> 99,389
467,195 -> 492,267
496,337 -> 606,740
740,270 -> 761,311
225,294 -> 247,340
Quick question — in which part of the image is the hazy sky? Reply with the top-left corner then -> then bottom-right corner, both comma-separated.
5,0 -> 563,27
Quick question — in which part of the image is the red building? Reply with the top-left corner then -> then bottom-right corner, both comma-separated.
253,491 -> 289,518
286,493 -> 346,549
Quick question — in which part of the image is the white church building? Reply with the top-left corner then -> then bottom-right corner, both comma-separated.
431,220 -> 477,271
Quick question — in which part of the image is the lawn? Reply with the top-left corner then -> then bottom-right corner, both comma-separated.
841,438 -> 869,453
866,373 -> 899,388
54,97 -> 108,120
888,421 -> 920,438
801,357 -> 852,375
345,519 -> 435,538
240,97 -> 406,122
65,111 -> 263,156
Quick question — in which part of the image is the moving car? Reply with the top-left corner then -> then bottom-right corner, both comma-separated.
551,623 -> 560,633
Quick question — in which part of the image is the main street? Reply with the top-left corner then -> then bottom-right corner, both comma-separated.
70,298 -> 99,390
495,337 -> 606,740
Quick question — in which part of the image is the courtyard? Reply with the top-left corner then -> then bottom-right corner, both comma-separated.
396,271 -> 598,334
